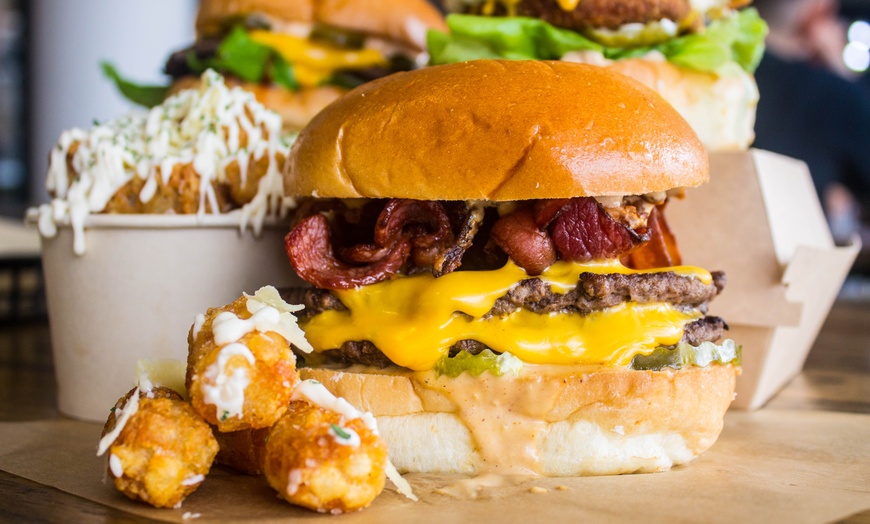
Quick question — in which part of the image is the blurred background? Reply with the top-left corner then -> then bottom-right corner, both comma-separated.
0,0 -> 196,217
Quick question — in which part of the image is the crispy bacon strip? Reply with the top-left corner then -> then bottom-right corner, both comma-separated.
549,197 -> 648,262
433,202 -> 485,276
491,207 -> 557,275
622,205 -> 682,269
533,198 -> 570,228
285,214 -> 410,290
375,199 -> 454,268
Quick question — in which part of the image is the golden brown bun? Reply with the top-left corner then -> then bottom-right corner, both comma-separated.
602,57 -> 758,151
315,0 -> 447,51
197,0 -> 314,36
170,77 -> 345,133
285,60 -> 709,201
196,0 -> 446,50
300,364 -> 737,475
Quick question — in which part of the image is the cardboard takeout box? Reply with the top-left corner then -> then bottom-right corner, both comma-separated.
32,214 -> 301,422
668,149 -> 859,409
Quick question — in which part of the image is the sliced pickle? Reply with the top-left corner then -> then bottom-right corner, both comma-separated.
309,24 -> 366,49
585,19 -> 680,48
630,339 -> 741,371
435,349 -> 523,378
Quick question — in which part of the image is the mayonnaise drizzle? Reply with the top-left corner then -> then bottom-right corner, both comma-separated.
245,286 -> 313,353
201,343 -> 255,421
181,474 -> 205,486
292,379 -> 417,501
109,454 -> 124,478
37,69 -> 295,255
97,387 -> 140,456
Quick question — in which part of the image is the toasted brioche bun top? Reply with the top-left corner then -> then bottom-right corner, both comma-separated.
285,60 -> 709,200
196,0 -> 447,50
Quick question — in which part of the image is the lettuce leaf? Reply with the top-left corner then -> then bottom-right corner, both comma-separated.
209,26 -> 273,82
100,62 -> 169,108
428,8 -> 768,74
106,26 -> 304,106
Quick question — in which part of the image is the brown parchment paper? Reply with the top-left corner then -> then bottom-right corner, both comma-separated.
1,410 -> 869,523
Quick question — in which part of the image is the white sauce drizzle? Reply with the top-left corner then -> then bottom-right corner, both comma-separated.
97,388 -> 140,456
292,379 -> 417,501
181,474 -> 205,486
109,454 -> 124,478
329,425 -> 361,447
37,69 -> 294,255
191,314 -> 206,341
245,286 -> 313,353
201,343 -> 255,421
286,469 -> 303,496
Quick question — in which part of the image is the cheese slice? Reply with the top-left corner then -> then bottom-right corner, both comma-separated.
248,30 -> 387,87
300,260 -> 711,370
556,0 -> 582,11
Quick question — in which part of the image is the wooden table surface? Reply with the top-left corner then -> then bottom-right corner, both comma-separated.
1,300 -> 869,523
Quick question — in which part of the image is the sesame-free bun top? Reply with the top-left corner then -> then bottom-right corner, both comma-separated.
285,60 -> 709,201
196,0 -> 447,50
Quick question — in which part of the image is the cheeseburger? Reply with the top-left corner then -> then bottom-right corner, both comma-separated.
109,0 -> 447,131
428,0 -> 768,150
281,60 -> 739,476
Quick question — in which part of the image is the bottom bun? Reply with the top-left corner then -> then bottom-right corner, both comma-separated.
170,78 -> 346,132
300,364 -> 738,476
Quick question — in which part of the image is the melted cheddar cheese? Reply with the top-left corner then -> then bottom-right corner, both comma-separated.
556,0 -> 582,10
300,261 -> 711,371
248,30 -> 387,87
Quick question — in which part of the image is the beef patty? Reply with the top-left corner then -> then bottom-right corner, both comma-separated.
280,269 -> 727,368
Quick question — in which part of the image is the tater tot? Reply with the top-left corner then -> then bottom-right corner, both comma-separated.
99,386 -> 218,509
187,288 -> 306,432
262,401 -> 388,514
214,427 -> 270,475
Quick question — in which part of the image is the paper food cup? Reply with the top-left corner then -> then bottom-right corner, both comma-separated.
33,214 -> 302,422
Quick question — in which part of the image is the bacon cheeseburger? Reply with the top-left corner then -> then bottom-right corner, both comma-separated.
428,0 -> 767,151
107,0 -> 446,132
281,60 -> 740,476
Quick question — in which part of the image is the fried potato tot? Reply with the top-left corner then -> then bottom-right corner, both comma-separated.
187,290 -> 303,432
100,386 -> 218,509
263,401 -> 388,514
214,427 -> 270,475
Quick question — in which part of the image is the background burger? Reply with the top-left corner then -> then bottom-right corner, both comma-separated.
427,0 -> 767,151
105,0 -> 447,131
279,60 -> 740,476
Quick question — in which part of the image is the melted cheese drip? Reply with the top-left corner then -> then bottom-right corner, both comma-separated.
301,261 -> 710,370
37,70 -> 294,255
556,0 -> 581,10
248,31 -> 387,87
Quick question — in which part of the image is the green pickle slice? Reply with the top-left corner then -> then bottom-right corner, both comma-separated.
435,349 -> 523,378
630,339 -> 741,371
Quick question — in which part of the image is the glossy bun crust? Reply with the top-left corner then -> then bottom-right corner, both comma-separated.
285,60 -> 709,200
300,364 -> 738,475
196,0 -> 447,50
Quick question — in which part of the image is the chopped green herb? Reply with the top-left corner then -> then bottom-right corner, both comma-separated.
330,424 -> 351,440
220,411 -> 229,422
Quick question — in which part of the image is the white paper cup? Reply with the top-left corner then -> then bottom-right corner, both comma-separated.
34,214 -> 302,422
